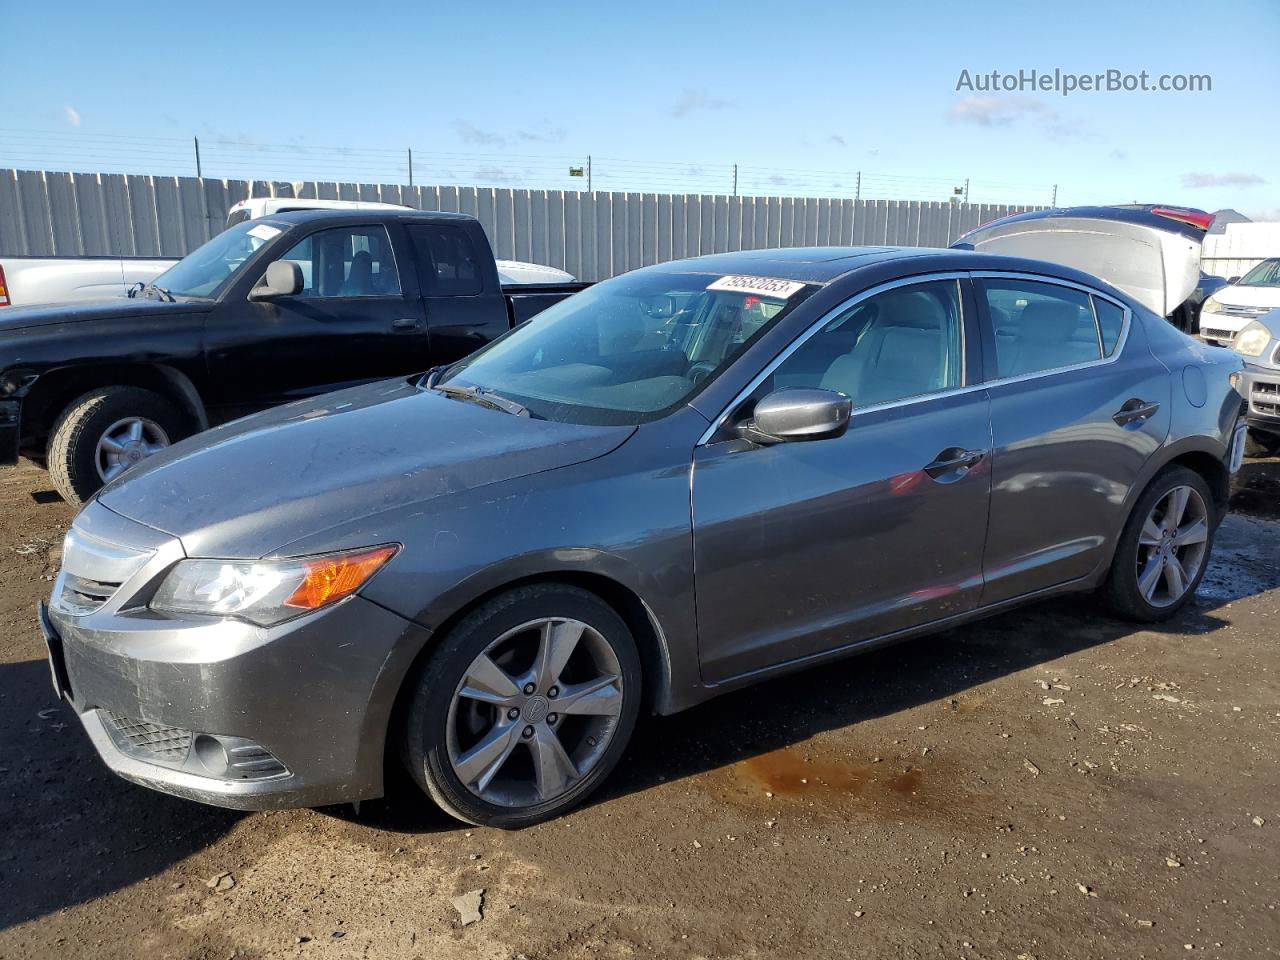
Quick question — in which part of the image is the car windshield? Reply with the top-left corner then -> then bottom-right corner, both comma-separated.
437,270 -> 815,424
1237,259 -> 1280,287
150,220 -> 282,298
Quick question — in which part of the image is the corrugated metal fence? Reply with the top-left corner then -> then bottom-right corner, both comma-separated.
0,169 -> 1040,281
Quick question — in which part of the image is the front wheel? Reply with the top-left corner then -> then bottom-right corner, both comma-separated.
1100,466 -> 1216,622
400,584 -> 642,828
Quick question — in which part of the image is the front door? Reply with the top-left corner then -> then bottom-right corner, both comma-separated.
204,223 -> 428,411
692,278 -> 993,683
975,275 -> 1171,603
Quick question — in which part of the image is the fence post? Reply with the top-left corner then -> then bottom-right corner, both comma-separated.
408,148 -> 414,188
587,155 -> 592,192
732,164 -> 738,196
855,171 -> 861,201
963,178 -> 970,203
1050,183 -> 1058,206
193,137 -> 202,178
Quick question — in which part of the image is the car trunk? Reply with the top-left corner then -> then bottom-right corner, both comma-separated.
955,206 -> 1208,317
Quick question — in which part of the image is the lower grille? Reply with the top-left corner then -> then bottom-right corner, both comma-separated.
1200,327 -> 1236,343
58,573 -> 123,616
1253,380 -> 1280,418
103,710 -> 193,762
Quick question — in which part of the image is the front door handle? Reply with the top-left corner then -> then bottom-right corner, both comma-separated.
923,447 -> 985,480
392,317 -> 423,331
1113,398 -> 1160,427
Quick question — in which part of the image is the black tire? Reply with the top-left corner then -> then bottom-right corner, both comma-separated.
1244,429 -> 1280,459
47,387 -> 188,507
1100,466 -> 1217,622
400,584 -> 642,828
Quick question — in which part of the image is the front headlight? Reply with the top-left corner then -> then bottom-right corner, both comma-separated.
150,544 -> 398,626
1232,321 -> 1274,359
1202,298 -> 1224,314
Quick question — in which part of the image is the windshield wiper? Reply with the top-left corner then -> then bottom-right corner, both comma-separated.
432,382 -> 535,418
144,283 -> 176,302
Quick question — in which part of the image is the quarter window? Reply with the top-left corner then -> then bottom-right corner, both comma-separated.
767,280 -> 964,408
1093,297 -> 1125,356
982,279 -> 1101,378
274,226 -> 400,298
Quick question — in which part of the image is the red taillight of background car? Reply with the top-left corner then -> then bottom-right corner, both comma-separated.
0,264 -> 9,306
1151,207 -> 1214,231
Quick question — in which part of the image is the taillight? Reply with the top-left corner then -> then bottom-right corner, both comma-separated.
0,264 -> 9,307
1151,207 -> 1214,231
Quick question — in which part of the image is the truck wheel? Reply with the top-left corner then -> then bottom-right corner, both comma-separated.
1099,466 -> 1216,622
1244,429 -> 1280,459
400,584 -> 641,828
47,387 -> 187,506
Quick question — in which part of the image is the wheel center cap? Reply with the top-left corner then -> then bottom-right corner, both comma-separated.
523,695 -> 550,724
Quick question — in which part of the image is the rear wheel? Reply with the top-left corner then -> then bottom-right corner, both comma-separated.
1101,466 -> 1216,622
47,387 -> 186,506
400,584 -> 641,828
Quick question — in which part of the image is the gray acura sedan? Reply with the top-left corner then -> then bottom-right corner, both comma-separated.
40,246 -> 1246,827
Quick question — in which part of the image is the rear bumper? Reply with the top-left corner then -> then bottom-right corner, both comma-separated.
1239,362 -> 1280,435
42,593 -> 431,811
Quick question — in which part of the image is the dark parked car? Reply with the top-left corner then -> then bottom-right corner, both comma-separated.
41,246 -> 1245,827
0,209 -> 587,504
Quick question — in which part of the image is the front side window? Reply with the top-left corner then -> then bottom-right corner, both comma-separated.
983,279 -> 1101,378
437,270 -> 815,424
765,280 -> 964,408
275,225 -> 400,298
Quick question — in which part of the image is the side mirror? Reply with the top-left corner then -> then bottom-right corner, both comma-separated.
250,260 -> 304,300
1228,276 -> 1241,284
740,388 -> 852,443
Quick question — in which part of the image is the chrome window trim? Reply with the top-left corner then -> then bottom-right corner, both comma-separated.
696,270 -> 1135,447
696,273 -> 971,446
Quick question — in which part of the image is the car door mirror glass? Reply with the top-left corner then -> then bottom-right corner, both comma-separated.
741,388 -> 852,443
251,260 -> 304,300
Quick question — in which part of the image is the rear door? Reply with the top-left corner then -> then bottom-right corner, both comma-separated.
205,222 -> 428,408
405,222 -> 510,364
975,274 -> 1171,603
692,276 -> 993,683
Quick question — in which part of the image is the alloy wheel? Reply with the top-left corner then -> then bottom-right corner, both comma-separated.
95,416 -> 170,482
446,617 -> 624,808
1135,484 -> 1209,607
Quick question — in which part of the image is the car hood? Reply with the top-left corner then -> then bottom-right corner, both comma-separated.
0,297 -> 212,333
97,379 -> 635,558
1208,285 -> 1280,308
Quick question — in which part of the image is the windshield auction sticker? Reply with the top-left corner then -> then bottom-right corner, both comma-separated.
707,275 -> 806,299
247,224 -> 283,242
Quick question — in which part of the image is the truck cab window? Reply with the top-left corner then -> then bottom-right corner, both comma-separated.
276,226 -> 401,298
408,224 -> 484,296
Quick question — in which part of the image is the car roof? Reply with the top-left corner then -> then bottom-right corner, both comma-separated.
641,246 -> 1115,292
262,208 -> 476,226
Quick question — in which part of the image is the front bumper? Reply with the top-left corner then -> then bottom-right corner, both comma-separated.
1239,362 -> 1280,436
41,504 -> 431,810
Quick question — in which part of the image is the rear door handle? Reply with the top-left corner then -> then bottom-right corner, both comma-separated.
1113,398 -> 1160,427
391,317 -> 423,331
923,447 -> 985,480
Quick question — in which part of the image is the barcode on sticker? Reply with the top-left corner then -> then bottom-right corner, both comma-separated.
706,275 -> 805,299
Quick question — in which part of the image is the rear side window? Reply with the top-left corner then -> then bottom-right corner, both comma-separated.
408,224 -> 484,296
983,279 -> 1101,378
1093,297 -> 1125,356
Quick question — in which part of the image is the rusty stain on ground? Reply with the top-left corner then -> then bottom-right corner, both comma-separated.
735,747 -> 927,803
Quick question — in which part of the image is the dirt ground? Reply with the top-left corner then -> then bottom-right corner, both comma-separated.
0,458 -> 1278,960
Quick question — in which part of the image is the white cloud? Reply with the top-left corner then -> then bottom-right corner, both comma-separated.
946,95 -> 1088,140
670,88 -> 733,118
1181,172 -> 1266,189
63,105 -> 81,128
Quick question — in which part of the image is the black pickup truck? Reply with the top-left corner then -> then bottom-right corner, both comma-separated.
0,209 -> 588,504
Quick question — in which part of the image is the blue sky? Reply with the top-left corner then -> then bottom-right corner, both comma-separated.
2,0 -> 1278,216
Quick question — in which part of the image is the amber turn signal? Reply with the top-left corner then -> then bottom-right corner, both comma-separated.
284,545 -> 398,611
